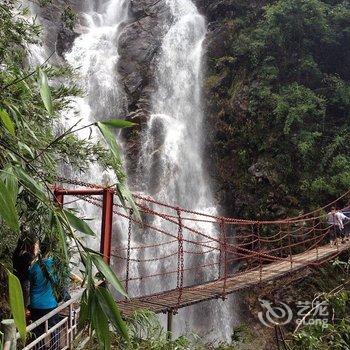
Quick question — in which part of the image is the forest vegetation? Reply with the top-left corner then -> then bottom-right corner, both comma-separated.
0,1 -> 135,348
206,0 -> 350,220
0,0 -> 350,349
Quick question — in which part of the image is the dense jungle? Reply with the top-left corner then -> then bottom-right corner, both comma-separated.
0,0 -> 350,349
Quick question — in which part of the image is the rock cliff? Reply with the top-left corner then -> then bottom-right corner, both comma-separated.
33,0 -> 350,223
118,0 -> 170,121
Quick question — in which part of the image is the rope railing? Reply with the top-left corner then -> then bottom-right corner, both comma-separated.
52,175 -> 350,224
52,176 -> 350,307
16,177 -> 349,350
72,192 -> 348,301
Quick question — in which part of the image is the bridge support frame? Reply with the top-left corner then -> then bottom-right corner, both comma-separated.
100,188 -> 114,264
53,187 -> 114,264
166,310 -> 173,341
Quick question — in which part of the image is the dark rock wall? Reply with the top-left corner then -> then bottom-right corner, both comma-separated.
30,1 -> 83,60
200,0 -> 267,217
118,0 -> 170,119
117,0 -> 172,179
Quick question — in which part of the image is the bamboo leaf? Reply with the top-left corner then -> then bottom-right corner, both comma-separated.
8,270 -> 26,340
63,209 -> 95,236
81,252 -> 93,287
91,254 -> 128,297
37,68 -> 53,115
4,102 -> 21,124
117,183 -> 142,223
79,290 -> 89,327
52,213 -> 68,261
0,179 -> 19,233
18,142 -> 35,159
100,119 -> 136,129
97,122 -> 122,165
92,297 -> 111,350
1,165 -> 19,202
13,167 -> 47,202
0,109 -> 15,136
95,287 -> 129,340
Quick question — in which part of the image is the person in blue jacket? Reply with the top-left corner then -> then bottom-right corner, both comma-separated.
28,239 -> 59,350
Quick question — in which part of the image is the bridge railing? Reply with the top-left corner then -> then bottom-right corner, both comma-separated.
17,291 -> 82,350
52,177 -> 350,307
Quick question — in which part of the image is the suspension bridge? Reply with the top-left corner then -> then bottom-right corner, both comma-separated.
52,177 -> 350,317
11,176 -> 350,350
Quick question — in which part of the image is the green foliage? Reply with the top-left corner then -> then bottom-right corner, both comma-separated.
61,6 -> 77,30
0,110 -> 15,136
7,270 -> 26,340
0,178 -> 19,233
97,122 -> 125,182
63,209 -> 95,236
79,285 -> 129,350
37,67 -> 53,115
90,254 -> 127,297
101,119 -> 136,129
291,287 -> 350,349
95,287 -> 129,339
230,324 -> 252,346
83,310 -> 242,350
0,1 -> 137,347
267,258 -> 350,349
207,0 -> 350,219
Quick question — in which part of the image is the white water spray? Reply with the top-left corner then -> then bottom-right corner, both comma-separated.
29,0 -> 239,342
62,0 -> 130,251
136,0 -> 238,341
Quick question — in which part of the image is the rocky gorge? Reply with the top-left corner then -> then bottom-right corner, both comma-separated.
26,0 -> 350,347
29,0 -> 350,220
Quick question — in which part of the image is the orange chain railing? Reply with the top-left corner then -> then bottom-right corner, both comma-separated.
52,176 -> 350,301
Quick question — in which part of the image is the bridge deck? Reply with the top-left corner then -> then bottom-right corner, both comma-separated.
117,242 -> 350,316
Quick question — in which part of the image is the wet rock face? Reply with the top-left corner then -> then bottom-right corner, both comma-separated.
117,0 -> 172,181
56,25 -> 78,57
31,0 -> 81,59
118,0 -> 171,122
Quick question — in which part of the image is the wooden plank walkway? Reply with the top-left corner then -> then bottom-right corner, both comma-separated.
117,242 -> 350,316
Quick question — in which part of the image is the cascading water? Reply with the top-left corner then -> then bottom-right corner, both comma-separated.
139,0 -> 211,210
27,0 -> 133,288
29,0 -> 239,342
65,0 -> 129,122
135,0 -> 239,341
63,0 -> 130,252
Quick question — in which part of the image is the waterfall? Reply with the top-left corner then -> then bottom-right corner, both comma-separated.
65,1 -> 129,122
28,0 -> 239,342
63,0 -> 130,252
135,0 -> 239,342
139,0 -> 212,210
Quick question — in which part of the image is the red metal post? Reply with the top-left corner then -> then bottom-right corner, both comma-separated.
53,188 -> 104,196
100,188 -> 114,264
222,220 -> 227,300
53,187 -> 64,207
258,225 -> 262,283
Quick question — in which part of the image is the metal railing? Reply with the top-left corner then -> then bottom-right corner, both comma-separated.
18,291 -> 83,350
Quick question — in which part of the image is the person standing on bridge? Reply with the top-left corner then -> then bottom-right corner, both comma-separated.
327,207 -> 349,245
28,238 -> 60,350
12,231 -> 37,311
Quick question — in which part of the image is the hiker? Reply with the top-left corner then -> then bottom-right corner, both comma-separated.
28,239 -> 60,350
327,207 -> 349,245
12,232 -> 37,309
